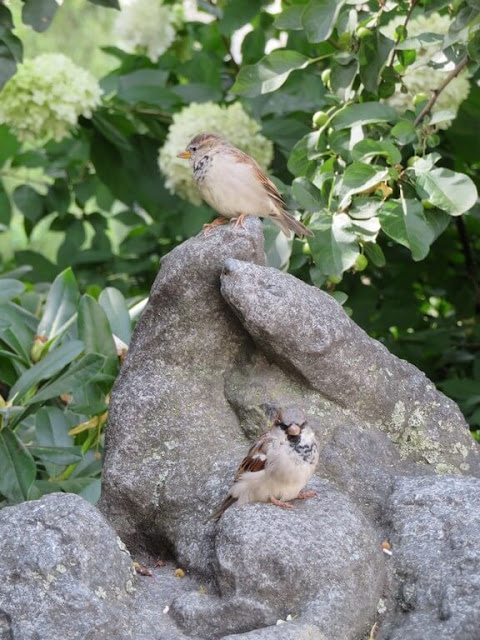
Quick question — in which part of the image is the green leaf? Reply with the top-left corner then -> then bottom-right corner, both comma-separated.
92,112 -> 133,152
330,59 -> 358,99
287,132 -> 319,177
0,124 -> 20,167
412,166 -> 478,216
110,70 -> 179,108
59,477 -> 101,503
0,26 -> 22,89
37,267 -> 80,341
220,0 -> 262,35
468,28 -> 480,61
0,428 -> 36,502
391,120 -> 417,145
0,279 -> 25,303
232,50 -> 313,97
0,179 -> 11,226
78,295 -> 119,377
28,353 -> 105,405
349,196 -> 383,220
378,197 -> 436,260
12,185 -> 44,222
292,177 -> 323,212
396,33 -> 444,50
302,0 -> 346,43
35,406 -> 75,477
0,302 -> 37,361
9,340 -> 83,402
274,5 -> 305,30
28,446 -> 82,466
364,242 -> 386,267
338,163 -> 389,209
0,5 -> 14,29
21,0 -> 59,32
351,139 -> 402,165
308,212 -> 360,277
331,103 -> 398,129
358,31 -> 393,94
10,340 -> 84,403
99,288 -> 132,345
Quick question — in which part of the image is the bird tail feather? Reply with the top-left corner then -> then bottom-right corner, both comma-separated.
272,211 -> 313,238
204,495 -> 237,523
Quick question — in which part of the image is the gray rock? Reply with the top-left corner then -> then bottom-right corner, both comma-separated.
220,258 -> 479,477
171,478 -> 384,639
94,220 -> 480,640
0,493 -> 136,640
378,475 -> 480,640
223,624 -> 326,640
99,218 -> 266,573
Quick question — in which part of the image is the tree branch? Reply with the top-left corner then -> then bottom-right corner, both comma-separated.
387,0 -> 418,69
414,55 -> 469,126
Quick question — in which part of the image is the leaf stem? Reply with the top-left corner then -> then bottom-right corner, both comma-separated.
413,55 -> 469,126
387,0 -> 419,69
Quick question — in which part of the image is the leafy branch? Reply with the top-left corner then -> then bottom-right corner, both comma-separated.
414,56 -> 469,125
387,0 -> 419,69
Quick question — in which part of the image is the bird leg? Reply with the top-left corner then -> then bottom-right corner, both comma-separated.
203,217 -> 230,235
296,490 -> 317,500
231,213 -> 248,229
269,497 -> 295,509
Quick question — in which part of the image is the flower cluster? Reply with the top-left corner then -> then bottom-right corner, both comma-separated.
159,102 -> 274,204
0,54 -> 102,143
114,0 -> 183,63
382,12 -> 470,128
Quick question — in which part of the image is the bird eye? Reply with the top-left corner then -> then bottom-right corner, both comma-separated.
191,145 -> 197,152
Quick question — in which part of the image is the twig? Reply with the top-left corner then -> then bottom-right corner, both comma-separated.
387,0 -> 418,69
108,102 -> 173,121
414,55 -> 469,125
455,217 -> 480,312
221,34 -> 240,73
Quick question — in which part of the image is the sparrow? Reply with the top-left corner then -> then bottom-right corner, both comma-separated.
206,407 -> 319,522
177,132 -> 313,238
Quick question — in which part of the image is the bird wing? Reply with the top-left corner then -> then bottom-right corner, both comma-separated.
230,148 -> 288,212
234,433 -> 274,481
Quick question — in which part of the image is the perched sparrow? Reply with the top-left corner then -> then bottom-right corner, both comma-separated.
207,407 -> 319,522
177,132 -> 313,238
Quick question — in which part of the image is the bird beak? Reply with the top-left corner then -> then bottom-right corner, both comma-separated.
177,150 -> 191,159
287,424 -> 301,436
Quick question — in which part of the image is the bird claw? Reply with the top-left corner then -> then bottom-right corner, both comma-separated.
231,214 -> 247,229
269,497 -> 295,509
202,217 -> 229,235
296,490 -> 317,500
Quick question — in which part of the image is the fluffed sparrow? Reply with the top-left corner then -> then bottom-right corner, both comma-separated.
177,132 -> 313,238
206,407 -> 319,522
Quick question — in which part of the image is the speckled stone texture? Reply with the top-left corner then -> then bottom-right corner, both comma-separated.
378,476 -> 480,640
92,218 -> 480,639
171,478 -> 384,640
0,493 -> 136,640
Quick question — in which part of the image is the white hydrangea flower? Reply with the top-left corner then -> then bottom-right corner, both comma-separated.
382,12 -> 470,128
114,0 -> 183,63
0,54 -> 102,143
159,102 -> 274,204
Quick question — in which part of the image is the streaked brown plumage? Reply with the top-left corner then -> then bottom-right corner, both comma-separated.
177,133 -> 313,238
206,407 -> 318,522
